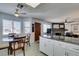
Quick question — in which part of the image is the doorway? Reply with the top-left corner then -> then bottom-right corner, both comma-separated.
35,22 -> 41,41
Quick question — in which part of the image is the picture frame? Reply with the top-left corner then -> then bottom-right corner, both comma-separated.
71,24 -> 79,33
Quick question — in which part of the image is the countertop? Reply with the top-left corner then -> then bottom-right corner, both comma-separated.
41,35 -> 79,45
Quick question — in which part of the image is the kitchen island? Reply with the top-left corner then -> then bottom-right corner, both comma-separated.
39,35 -> 79,56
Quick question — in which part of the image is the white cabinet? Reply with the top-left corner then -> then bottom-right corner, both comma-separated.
65,49 -> 79,56
40,37 -> 46,54
39,37 -> 53,56
45,39 -> 53,56
40,36 -> 79,56
53,44 -> 65,56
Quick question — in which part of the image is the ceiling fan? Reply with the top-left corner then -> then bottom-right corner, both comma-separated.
14,4 -> 26,17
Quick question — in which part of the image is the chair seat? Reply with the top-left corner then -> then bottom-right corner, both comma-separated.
11,43 -> 24,49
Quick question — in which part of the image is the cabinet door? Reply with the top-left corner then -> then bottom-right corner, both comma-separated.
53,45 -> 65,56
40,37 -> 54,56
45,39 -> 53,56
40,37 -> 46,53
66,49 -> 79,56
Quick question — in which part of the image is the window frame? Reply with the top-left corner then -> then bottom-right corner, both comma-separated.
2,19 -> 21,35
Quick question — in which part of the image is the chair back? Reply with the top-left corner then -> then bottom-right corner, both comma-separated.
8,33 -> 16,38
27,34 -> 31,41
10,36 -> 26,50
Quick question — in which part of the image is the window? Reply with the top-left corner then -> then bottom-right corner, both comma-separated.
3,19 -> 21,35
43,24 -> 51,33
13,21 -> 21,34
24,21 -> 31,34
3,20 -> 12,35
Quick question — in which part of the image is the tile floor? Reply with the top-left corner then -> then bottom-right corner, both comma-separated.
0,42 -> 46,56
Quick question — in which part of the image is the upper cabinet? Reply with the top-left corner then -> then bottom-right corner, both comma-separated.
52,23 -> 65,36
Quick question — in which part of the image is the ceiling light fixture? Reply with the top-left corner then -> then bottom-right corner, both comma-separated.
14,13 -> 19,17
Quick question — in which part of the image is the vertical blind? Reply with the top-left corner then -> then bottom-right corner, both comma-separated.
24,21 -> 31,34
3,19 -> 21,35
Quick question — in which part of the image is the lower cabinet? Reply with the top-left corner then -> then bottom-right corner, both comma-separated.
40,37 -> 46,54
53,45 -> 65,56
45,39 -> 53,56
40,37 -> 79,56
40,37 -> 53,56
65,49 -> 79,56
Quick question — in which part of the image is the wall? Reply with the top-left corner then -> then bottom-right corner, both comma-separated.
64,11 -> 79,34
65,20 -> 79,34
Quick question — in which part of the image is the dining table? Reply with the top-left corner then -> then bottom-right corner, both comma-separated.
2,35 -> 27,55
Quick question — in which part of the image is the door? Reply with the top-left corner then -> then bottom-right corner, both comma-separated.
53,45 -> 65,56
45,39 -> 53,56
40,37 -> 53,56
35,22 -> 41,41
66,49 -> 79,56
40,37 -> 47,54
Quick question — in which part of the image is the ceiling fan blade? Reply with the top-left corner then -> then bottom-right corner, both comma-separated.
66,21 -> 75,23
67,21 -> 73,23
20,13 -> 26,15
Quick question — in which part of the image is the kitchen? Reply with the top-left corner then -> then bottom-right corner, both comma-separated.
0,3 -> 79,56
40,17 -> 79,56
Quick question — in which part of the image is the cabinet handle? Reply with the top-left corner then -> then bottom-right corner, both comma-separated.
65,52 -> 67,56
66,52 -> 68,56
73,48 -> 79,50
65,52 -> 68,56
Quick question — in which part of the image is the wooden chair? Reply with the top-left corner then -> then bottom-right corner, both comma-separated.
8,36 -> 26,56
8,33 -> 16,38
25,34 -> 31,46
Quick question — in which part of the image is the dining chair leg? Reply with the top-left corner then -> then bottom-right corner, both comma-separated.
14,43 -> 16,56
22,48 -> 25,56
27,42 -> 30,46
8,48 -> 9,55
29,42 -> 30,46
14,50 -> 15,56
10,49 -> 13,55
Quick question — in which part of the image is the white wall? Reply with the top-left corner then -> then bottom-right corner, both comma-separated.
65,21 -> 79,34
49,10 -> 79,34
64,11 -> 79,34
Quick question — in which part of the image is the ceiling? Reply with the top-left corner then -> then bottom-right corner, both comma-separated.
0,3 -> 79,22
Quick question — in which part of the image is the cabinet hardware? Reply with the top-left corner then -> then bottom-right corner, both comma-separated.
65,52 -> 66,56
